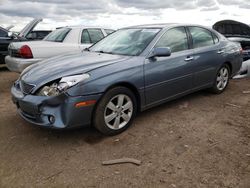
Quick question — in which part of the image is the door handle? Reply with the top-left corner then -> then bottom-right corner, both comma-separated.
217,50 -> 225,54
185,56 -> 194,61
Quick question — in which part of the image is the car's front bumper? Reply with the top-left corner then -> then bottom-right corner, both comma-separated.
11,85 -> 102,129
5,55 -> 42,73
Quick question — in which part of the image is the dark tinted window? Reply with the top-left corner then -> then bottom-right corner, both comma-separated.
189,27 -> 214,48
0,29 -> 8,37
81,29 -> 91,44
105,29 -> 115,35
155,27 -> 188,53
87,29 -> 104,43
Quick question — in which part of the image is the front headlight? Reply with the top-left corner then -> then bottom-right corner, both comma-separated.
38,74 -> 90,96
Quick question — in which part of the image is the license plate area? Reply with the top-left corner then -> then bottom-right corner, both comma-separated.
18,101 -> 39,116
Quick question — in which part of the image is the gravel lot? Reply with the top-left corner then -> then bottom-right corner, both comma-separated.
0,67 -> 249,187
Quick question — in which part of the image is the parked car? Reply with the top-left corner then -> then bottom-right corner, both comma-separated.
11,24 -> 242,135
5,26 -> 114,72
0,18 -> 51,64
213,20 -> 250,61
233,59 -> 250,78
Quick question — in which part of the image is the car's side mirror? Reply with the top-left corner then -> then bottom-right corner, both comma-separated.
148,47 -> 171,59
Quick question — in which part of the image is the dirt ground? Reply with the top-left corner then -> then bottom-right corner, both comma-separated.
0,67 -> 249,188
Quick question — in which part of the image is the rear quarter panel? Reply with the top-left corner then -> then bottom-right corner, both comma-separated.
222,40 -> 243,76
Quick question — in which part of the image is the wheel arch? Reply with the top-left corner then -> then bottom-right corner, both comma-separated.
224,61 -> 232,76
103,82 -> 142,112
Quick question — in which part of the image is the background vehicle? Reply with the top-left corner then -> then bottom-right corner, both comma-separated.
213,20 -> 250,61
11,24 -> 242,135
5,26 -> 114,72
233,59 -> 250,78
0,18 -> 51,64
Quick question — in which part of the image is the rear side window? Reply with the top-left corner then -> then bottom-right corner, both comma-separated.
44,28 -> 71,42
87,29 -> 104,43
0,29 -> 8,37
189,27 -> 214,48
81,29 -> 91,44
155,27 -> 188,53
212,33 -> 219,44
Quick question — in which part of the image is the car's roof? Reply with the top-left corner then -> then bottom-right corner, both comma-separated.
123,23 -> 211,29
58,26 -> 114,30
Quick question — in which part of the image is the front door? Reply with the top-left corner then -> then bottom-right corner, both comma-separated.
144,27 -> 195,106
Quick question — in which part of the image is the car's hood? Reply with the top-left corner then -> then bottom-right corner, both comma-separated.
20,51 -> 132,88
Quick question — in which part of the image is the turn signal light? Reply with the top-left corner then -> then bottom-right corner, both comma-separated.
75,100 -> 96,108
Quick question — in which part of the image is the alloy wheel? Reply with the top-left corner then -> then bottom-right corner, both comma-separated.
216,67 -> 229,91
104,94 -> 133,130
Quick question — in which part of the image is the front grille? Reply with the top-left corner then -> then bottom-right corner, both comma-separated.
20,81 -> 36,94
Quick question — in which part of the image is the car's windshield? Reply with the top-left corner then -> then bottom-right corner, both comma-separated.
90,28 -> 161,56
43,28 -> 71,42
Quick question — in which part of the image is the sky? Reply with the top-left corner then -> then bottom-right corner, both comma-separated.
0,0 -> 249,31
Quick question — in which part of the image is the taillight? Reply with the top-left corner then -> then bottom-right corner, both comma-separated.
18,45 -> 33,58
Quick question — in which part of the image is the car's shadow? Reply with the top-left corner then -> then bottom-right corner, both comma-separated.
27,89 -> 212,145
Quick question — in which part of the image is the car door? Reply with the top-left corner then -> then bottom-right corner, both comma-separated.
187,26 -> 225,89
79,29 -> 105,50
144,27 -> 195,106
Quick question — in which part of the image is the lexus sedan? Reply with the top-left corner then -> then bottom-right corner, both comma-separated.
11,24 -> 242,135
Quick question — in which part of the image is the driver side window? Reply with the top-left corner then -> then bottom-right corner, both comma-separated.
155,27 -> 189,53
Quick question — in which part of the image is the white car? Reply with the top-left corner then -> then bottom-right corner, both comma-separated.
233,59 -> 250,78
5,26 -> 114,72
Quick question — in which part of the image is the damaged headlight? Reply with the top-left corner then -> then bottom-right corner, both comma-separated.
38,74 -> 90,96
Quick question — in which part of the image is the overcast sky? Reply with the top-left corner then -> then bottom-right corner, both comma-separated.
0,0 -> 249,31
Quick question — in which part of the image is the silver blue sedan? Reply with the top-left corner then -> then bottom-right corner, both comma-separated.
11,24 -> 242,135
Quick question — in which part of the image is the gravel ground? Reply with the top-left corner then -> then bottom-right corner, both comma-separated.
0,67 -> 249,188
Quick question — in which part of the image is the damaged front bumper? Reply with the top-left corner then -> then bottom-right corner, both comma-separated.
11,85 -> 102,129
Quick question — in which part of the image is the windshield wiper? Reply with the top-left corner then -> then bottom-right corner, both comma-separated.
95,50 -> 113,54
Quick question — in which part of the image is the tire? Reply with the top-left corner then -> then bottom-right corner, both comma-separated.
210,64 -> 230,94
93,87 -> 137,136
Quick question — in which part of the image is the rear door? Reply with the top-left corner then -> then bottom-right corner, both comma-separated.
187,26 -> 225,88
144,27 -> 196,106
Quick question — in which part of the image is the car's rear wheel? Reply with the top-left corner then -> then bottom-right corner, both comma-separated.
93,87 -> 137,135
211,64 -> 230,94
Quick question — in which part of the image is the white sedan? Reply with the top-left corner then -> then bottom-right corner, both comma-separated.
5,26 -> 114,72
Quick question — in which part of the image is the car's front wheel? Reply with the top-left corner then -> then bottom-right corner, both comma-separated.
211,64 -> 230,94
93,87 -> 137,135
